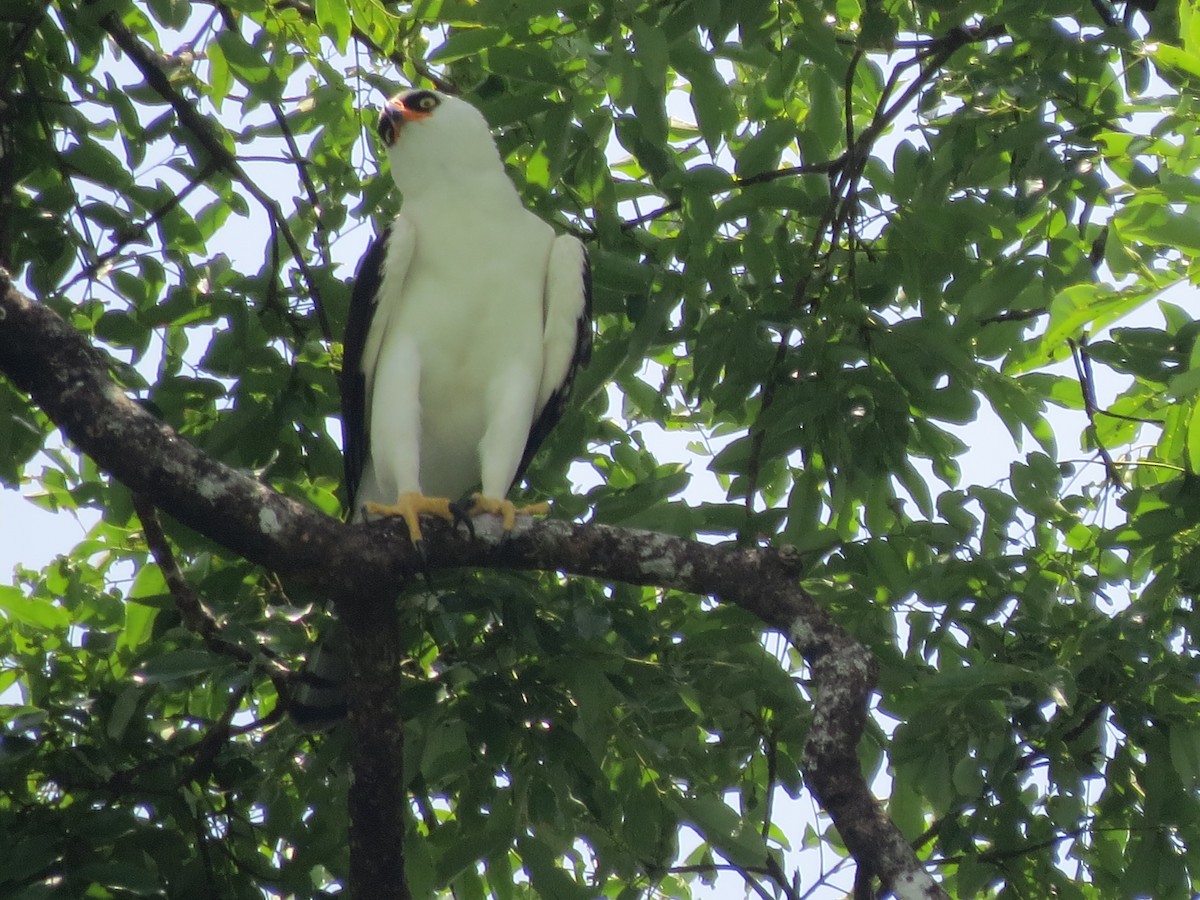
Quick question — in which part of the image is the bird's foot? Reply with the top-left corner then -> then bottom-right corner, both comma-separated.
464,493 -> 550,534
363,492 -> 456,557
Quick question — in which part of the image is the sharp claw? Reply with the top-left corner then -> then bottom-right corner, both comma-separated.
448,500 -> 477,540
411,538 -> 435,585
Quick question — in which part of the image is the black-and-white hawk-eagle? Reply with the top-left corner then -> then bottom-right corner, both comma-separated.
291,90 -> 591,726
343,88 -> 592,542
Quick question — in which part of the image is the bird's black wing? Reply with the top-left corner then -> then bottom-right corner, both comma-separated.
513,247 -> 593,489
341,224 -> 391,513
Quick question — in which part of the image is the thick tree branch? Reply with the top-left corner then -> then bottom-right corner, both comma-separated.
343,586 -> 409,900
0,270 -> 946,899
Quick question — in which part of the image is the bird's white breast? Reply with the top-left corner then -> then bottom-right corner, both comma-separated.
374,188 -> 555,499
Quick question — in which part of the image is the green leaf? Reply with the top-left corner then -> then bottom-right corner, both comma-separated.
735,119 -> 797,179
420,719 -> 471,782
116,599 -> 158,666
429,27 -> 506,63
484,46 -> 562,85
1169,723 -> 1200,790
0,585 -> 70,630
145,0 -> 190,28
216,30 -> 271,86
516,836 -> 593,900
205,33 -> 231,105
1187,400 -> 1200,473
1028,284 -> 1159,370
888,777 -> 927,841
63,141 -> 131,189
315,0 -> 352,50
806,67 -> 841,153
673,795 -> 771,868
631,20 -> 669,94
1150,41 -> 1200,79
106,686 -> 141,742
1119,197 -> 1200,253
135,649 -> 220,684
674,40 -> 738,151
74,861 -> 162,896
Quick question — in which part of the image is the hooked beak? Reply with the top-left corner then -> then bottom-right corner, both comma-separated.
377,96 -> 432,147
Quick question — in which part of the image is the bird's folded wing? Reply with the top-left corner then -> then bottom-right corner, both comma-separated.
342,217 -> 416,510
515,234 -> 593,483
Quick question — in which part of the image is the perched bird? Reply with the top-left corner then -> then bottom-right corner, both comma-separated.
343,88 -> 592,545
289,90 -> 591,727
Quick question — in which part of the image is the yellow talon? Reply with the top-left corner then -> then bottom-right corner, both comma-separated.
364,491 -> 456,545
467,494 -> 550,532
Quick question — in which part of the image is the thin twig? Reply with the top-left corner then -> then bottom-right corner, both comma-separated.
271,101 -> 332,269
762,733 -> 778,841
1068,337 -> 1125,489
97,10 -> 333,342
179,683 -> 249,784
979,307 -> 1048,325
621,199 -> 680,230
66,160 -> 221,291
798,855 -> 853,900
131,492 -> 297,721
739,159 -> 842,185
133,494 -> 241,652
669,865 -> 777,900
620,161 -> 841,232
764,854 -> 801,900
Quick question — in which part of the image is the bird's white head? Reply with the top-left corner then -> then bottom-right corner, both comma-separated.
377,89 -> 507,198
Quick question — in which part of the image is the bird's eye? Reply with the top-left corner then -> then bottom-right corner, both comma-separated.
418,94 -> 438,110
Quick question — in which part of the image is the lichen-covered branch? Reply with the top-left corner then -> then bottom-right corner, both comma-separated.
0,269 -> 946,899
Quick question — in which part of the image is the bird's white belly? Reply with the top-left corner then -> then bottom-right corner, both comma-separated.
370,219 -> 551,501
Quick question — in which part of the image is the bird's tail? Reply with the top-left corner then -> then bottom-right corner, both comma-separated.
289,620 -> 349,730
